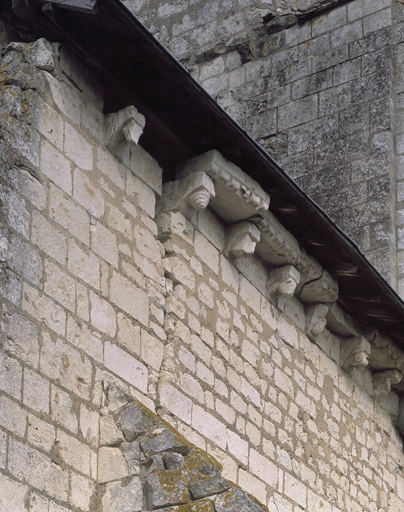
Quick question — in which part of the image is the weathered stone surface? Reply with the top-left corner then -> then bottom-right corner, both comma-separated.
164,452 -> 185,470
118,402 -> 160,441
145,469 -> 191,509
98,446 -> 129,483
140,428 -> 176,455
102,476 -> 143,512
189,476 -> 231,499
214,488 -> 264,512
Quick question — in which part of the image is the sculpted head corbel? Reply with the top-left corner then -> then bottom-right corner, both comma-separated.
267,265 -> 300,301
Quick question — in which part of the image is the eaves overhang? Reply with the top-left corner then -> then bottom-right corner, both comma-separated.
1,0 -> 404,346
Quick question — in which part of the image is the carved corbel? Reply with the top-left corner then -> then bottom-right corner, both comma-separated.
267,265 -> 300,301
158,171 -> 215,215
326,302 -> 361,338
305,304 -> 329,341
341,336 -> 371,371
105,106 -> 146,154
365,329 -> 404,374
373,370 -> 402,403
224,221 -> 260,259
297,252 -> 338,303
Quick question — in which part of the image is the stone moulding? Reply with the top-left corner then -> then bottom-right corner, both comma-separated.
224,221 -> 261,259
176,150 -> 270,223
105,105 -> 146,155
373,370 -> 402,403
99,383 -> 267,512
255,211 -> 301,266
341,336 -> 371,371
326,302 -> 361,338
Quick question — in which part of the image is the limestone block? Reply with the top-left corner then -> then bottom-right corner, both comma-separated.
66,316 -> 103,363
44,260 -> 76,312
122,441 -> 141,474
341,336 -> 371,371
157,382 -> 192,425
267,265 -> 300,301
283,473 -> 307,509
189,476 -> 231,499
105,106 -> 145,154
80,403 -> 99,446
49,185 -> 90,246
68,239 -> 100,289
51,385 -> 78,433
117,402 -> 160,441
373,370 -> 402,403
297,252 -> 338,303
249,448 -> 277,487
57,429 -> 92,476
64,122 -> 94,170
104,342 -> 148,393
91,220 -> 119,268
23,368 -> 49,414
140,428 -> 179,457
225,221 -> 260,259
42,71 -> 82,126
0,473 -> 29,512
192,404 -> 227,450
110,271 -> 149,326
129,144 -> 163,196
70,473 -> 95,512
8,437 -> 68,501
176,150 -> 270,223
100,414 -> 125,446
164,452 -> 185,470
165,256 -> 196,290
159,171 -> 215,215
98,446 -> 129,483
305,304 -> 329,340
326,302 -> 361,337
73,168 -> 104,218
0,394 -> 27,437
102,477 -> 143,512
195,232 -> 219,274
214,488 -> 264,512
23,283 -> 66,336
0,353 -> 22,400
27,413 -> 55,452
145,469 -> 190,509
366,329 -> 404,379
90,291 -> 116,337
32,210 -> 67,266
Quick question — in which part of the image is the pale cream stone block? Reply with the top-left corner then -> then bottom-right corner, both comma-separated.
30,493 -> 50,512
98,446 -> 129,483
0,395 -> 27,437
197,207 -> 226,251
284,472 -> 307,508
57,429 -> 91,476
117,313 -> 141,356
158,382 -> 192,425
129,144 -> 163,195
37,100 -> 64,150
196,361 -> 214,386
194,231 -> 219,274
66,315 -> 103,363
226,428 -> 248,464
107,204 -> 133,240
133,225 -> 162,263
23,283 -> 66,336
267,493 -> 293,512
41,139 -> 72,194
240,377 -> 261,408
220,255 -> 240,291
81,96 -> 105,141
0,430 -> 6,469
0,473 -> 29,512
49,184 -> 90,246
68,239 -> 100,290
166,256 -> 195,290
242,339 -> 260,367
102,476 -> 143,512
198,282 -> 214,309
80,403 -> 99,447
0,353 -> 22,400
91,221 -> 119,268
192,404 -> 226,449
73,168 -> 104,218
100,414 -> 124,446
239,276 -> 261,312
27,414 -> 54,452
97,147 -> 126,189
141,330 -> 164,371
277,315 -> 299,349
110,271 -> 149,326
127,170 -> 156,217
51,384 -> 78,433
249,448 -> 277,487
32,210 -> 67,265
71,473 -> 95,511
75,282 -> 90,321
90,291 -> 117,337
64,122 -> 94,170
179,373 -> 205,403
44,260 -> 76,312
104,342 -> 148,393
238,468 -> 267,505
41,333 -> 92,400
24,368 -> 49,414
43,71 -> 82,125
8,437 -> 68,501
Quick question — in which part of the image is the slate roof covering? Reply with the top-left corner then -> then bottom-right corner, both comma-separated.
1,0 -> 404,345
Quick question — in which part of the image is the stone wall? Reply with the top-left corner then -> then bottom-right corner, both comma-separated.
1,37 -> 404,512
128,0 -> 404,291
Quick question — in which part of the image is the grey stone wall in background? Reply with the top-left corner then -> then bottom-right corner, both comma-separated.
127,0 -> 403,291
